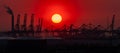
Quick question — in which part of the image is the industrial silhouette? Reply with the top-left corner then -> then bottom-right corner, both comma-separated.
4,6 -> 15,32
1,6 -> 120,39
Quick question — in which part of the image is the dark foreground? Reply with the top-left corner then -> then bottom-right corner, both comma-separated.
0,39 -> 119,53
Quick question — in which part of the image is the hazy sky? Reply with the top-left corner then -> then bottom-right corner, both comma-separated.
0,0 -> 120,31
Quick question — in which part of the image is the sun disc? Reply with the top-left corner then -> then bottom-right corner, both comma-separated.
52,14 -> 62,23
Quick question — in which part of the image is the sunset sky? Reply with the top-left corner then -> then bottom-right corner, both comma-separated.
0,0 -> 120,31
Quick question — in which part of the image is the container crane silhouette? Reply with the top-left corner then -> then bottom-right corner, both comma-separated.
29,14 -> 34,37
4,6 -> 14,32
15,14 -> 20,31
36,18 -> 43,33
21,13 -> 27,32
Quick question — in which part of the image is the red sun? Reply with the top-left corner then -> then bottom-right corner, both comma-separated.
51,14 -> 62,23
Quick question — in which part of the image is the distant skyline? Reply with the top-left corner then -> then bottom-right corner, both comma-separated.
0,0 -> 120,31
